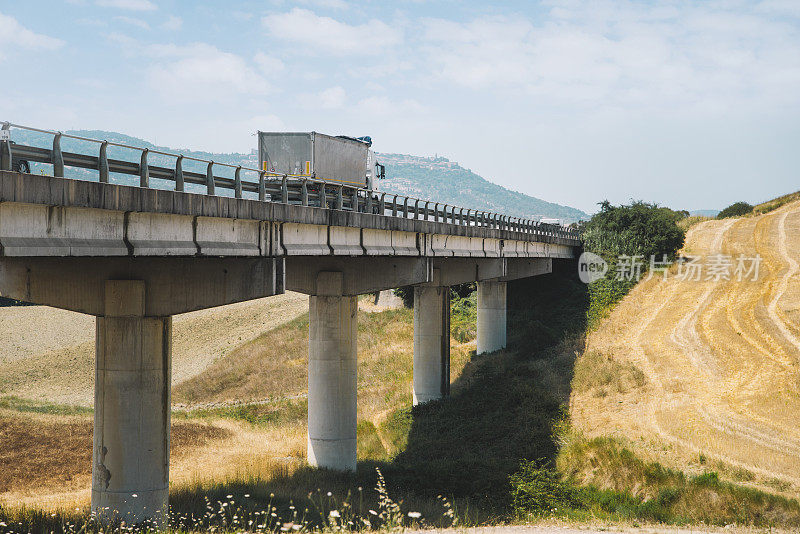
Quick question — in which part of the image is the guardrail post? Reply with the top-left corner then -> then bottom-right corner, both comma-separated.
433,203 -> 439,222
379,193 -> 386,215
98,141 -> 109,183
351,188 -> 359,212
281,175 -> 289,203
336,186 -> 344,210
391,195 -> 398,217
365,189 -> 373,212
175,156 -> 184,192
139,149 -> 149,188
403,198 -> 409,218
53,132 -> 64,177
320,181 -> 327,208
206,161 -> 215,195
258,171 -> 265,201
301,179 -> 309,206
1,123 -> 12,171
234,166 -> 242,199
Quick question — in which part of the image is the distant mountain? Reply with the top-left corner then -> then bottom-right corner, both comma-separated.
9,129 -> 587,222
690,209 -> 720,217
377,153 -> 587,222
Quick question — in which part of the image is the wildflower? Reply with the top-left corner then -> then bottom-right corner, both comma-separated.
244,494 -> 250,498
368,510 -> 377,516
292,525 -> 302,531
327,491 -> 332,497
407,512 -> 422,519
131,494 -> 138,498
329,510 -> 341,518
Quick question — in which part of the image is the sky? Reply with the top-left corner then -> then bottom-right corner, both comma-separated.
1,0 -> 799,214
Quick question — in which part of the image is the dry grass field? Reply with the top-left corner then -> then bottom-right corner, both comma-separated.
571,199 -> 800,496
0,290 -> 480,514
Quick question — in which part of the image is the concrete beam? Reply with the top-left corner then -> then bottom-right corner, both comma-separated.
307,272 -> 357,471
501,258 -> 552,281
0,256 -> 280,316
285,256 -> 431,296
477,280 -> 507,354
433,258 -> 505,286
92,280 -> 170,524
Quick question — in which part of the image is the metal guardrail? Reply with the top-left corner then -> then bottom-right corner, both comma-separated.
0,121 -> 581,243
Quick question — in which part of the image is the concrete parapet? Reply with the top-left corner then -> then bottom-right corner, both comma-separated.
195,217 -> 261,256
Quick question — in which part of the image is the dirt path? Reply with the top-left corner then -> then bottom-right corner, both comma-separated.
0,292 -> 308,406
572,201 -> 800,495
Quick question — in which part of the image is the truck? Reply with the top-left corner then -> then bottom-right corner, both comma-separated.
257,131 -> 385,191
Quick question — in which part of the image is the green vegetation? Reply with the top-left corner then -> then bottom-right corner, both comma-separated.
580,200 -> 686,326
754,191 -> 800,215
178,399 -> 308,428
450,291 -> 477,343
717,201 -> 754,219
0,395 -> 92,416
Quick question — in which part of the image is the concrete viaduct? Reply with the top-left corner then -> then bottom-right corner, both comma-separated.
0,126 -> 581,523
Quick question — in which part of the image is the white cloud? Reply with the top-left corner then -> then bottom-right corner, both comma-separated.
161,15 -> 182,31
355,96 -> 423,116
297,0 -> 349,9
262,8 -> 401,55
254,52 -> 284,74
114,16 -> 150,30
145,43 -> 271,103
0,12 -> 64,60
299,86 -> 346,109
96,0 -> 157,10
419,1 -> 800,112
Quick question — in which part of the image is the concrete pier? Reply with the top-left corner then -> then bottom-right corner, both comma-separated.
307,272 -> 358,471
477,280 -> 507,354
412,279 -> 450,405
92,281 -> 171,524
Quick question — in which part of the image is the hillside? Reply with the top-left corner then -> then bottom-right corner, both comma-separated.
377,153 -> 587,222
9,129 -> 587,222
571,199 -> 800,496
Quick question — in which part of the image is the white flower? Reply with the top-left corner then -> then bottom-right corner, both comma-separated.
327,492 -> 332,497
329,510 -> 341,518
368,510 -> 377,516
227,495 -> 233,499
407,512 -> 422,519
131,494 -> 138,498
244,494 -> 250,498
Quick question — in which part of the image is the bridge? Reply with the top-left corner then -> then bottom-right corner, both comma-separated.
0,123 -> 581,523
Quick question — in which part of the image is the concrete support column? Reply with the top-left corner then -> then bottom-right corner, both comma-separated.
92,280 -> 171,524
477,280 -> 507,354
307,272 -> 358,471
412,277 -> 450,405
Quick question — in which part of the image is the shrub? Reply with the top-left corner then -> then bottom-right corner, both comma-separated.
580,200 -> 686,325
717,202 -> 753,219
509,459 -> 581,517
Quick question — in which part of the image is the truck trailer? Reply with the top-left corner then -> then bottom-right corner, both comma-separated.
257,131 -> 384,190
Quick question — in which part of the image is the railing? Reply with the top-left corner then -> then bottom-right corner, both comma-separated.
0,122 -> 581,243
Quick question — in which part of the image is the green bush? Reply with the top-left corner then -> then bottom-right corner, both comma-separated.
451,291 -> 477,342
509,460 -> 581,517
580,201 -> 686,325
717,201 -> 753,219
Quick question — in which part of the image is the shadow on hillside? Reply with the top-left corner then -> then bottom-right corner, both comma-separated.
168,259 -> 588,526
